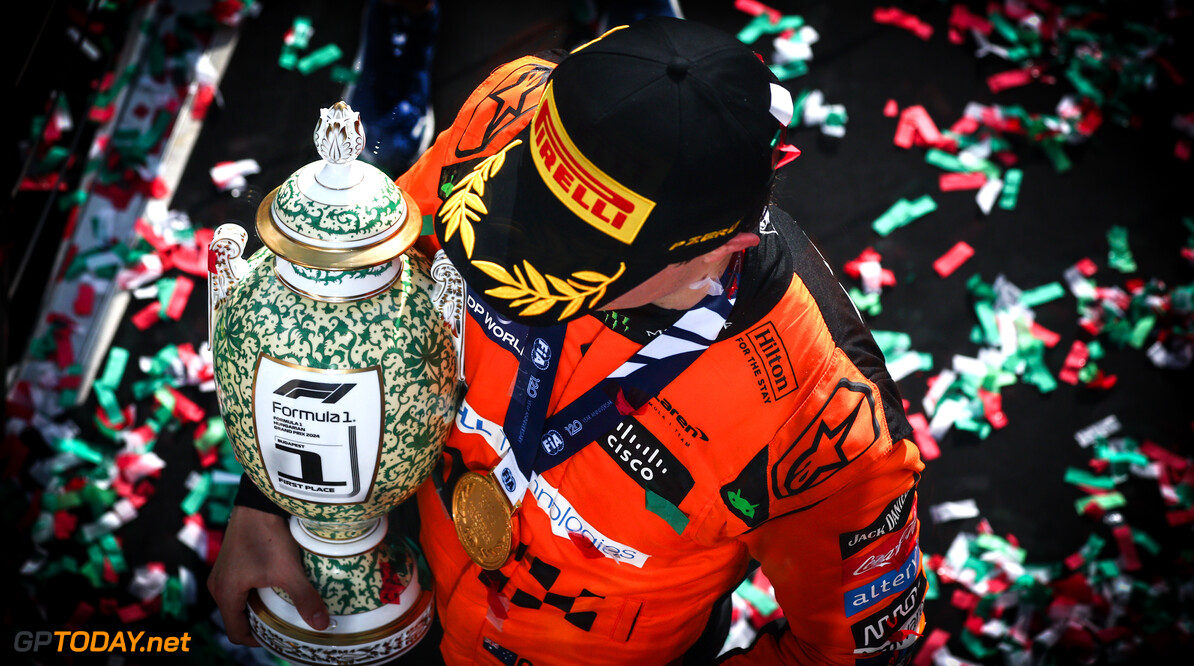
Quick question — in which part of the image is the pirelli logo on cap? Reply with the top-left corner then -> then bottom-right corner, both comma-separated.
531,84 -> 655,245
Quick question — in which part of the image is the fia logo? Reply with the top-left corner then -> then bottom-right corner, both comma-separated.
500,467 -> 517,493
542,430 -> 565,455
565,420 -> 583,436
531,338 -> 552,370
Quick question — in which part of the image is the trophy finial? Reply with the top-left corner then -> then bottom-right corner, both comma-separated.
314,101 -> 365,167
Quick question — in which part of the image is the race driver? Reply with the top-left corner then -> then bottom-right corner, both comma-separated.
211,16 -> 927,665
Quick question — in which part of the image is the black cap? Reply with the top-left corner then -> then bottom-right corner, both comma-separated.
435,17 -> 785,324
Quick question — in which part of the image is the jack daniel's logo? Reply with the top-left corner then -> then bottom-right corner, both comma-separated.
839,487 -> 915,558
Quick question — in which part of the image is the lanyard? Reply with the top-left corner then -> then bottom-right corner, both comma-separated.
495,254 -> 742,491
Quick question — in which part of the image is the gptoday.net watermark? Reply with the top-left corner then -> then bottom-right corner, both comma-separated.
13,630 -> 191,654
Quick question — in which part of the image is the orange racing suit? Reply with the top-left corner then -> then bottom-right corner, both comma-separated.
391,54 -> 929,665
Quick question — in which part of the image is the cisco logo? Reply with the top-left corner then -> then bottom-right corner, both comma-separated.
605,422 -> 667,481
601,420 -> 696,508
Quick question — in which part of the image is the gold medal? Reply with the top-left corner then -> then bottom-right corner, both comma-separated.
452,471 -> 514,570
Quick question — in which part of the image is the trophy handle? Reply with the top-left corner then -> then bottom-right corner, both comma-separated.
430,249 -> 466,382
208,223 -> 251,352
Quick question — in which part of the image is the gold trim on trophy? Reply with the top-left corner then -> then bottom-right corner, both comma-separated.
247,586 -> 434,648
452,471 -> 515,570
257,187 -> 422,270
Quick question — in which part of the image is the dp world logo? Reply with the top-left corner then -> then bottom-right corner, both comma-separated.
541,430 -> 565,455
500,467 -> 516,493
531,338 -> 552,370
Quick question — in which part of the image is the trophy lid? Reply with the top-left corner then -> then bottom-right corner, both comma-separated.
256,101 -> 421,270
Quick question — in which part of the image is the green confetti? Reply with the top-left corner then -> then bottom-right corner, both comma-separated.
1106,225 -> 1137,273
296,43 -> 343,75
872,195 -> 937,236
1064,467 -> 1117,490
645,489 -> 688,535
1019,282 -> 1065,308
1074,492 -> 1127,514
998,168 -> 1023,210
734,579 -> 780,616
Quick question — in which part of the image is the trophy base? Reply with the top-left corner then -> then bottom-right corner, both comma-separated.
246,568 -> 435,665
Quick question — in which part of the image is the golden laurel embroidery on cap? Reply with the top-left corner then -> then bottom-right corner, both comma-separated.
471,259 -> 626,320
531,84 -> 655,246
440,139 -> 522,259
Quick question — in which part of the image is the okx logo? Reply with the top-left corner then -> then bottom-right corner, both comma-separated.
273,380 -> 355,404
771,378 -> 880,499
851,574 -> 926,656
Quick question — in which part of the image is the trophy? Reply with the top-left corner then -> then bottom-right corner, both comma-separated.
208,102 -> 463,664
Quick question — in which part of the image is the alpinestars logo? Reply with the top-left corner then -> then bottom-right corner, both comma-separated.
454,62 -> 551,160
771,378 -> 880,499
273,380 -> 355,404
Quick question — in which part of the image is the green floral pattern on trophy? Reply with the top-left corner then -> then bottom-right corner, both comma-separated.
213,247 -> 458,527
291,261 -> 391,286
273,169 -> 405,241
273,533 -> 416,615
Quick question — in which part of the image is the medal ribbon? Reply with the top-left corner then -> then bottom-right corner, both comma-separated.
493,254 -> 742,488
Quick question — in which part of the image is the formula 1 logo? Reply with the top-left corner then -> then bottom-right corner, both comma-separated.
273,380 -> 355,404
771,378 -> 880,499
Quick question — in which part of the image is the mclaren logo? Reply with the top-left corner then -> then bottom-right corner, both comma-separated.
454,62 -> 552,160
771,378 -> 880,498
273,380 -> 355,404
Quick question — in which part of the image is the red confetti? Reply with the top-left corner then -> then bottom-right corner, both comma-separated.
73,282 -> 96,316
977,389 -> 1008,429
938,171 -> 988,191
167,387 -> 205,423
1029,322 -> 1062,348
116,603 -> 148,624
873,6 -> 934,41
131,302 -> 162,330
734,0 -> 782,24
907,413 -> 940,460
163,275 -> 195,320
912,628 -> 950,666
933,241 -> 975,278
1111,525 -> 1142,571
568,531 -> 605,559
